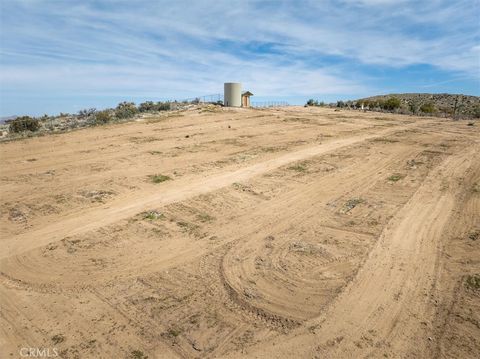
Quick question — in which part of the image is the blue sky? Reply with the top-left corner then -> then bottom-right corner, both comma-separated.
0,0 -> 479,116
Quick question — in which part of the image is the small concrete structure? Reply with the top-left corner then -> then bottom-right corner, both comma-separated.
224,83 -> 242,107
241,91 -> 253,107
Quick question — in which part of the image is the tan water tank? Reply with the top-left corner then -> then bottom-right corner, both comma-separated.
224,83 -> 242,107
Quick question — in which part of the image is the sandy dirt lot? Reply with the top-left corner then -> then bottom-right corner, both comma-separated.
0,106 -> 479,358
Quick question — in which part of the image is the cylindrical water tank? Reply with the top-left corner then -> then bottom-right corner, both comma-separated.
224,83 -> 242,107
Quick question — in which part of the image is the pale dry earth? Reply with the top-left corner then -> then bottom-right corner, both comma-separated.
0,106 -> 478,358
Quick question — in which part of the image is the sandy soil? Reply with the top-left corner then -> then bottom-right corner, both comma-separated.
0,106 -> 478,359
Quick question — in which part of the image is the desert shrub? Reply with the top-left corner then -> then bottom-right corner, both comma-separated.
472,105 -> 480,118
94,110 -> 113,124
387,173 -> 405,182
465,274 -> 480,291
306,99 -> 325,107
288,164 -> 307,172
420,102 -> 435,114
336,101 -> 345,108
115,101 -> 137,119
408,101 -> 420,114
9,116 -> 41,133
51,334 -> 65,345
131,350 -> 148,359
362,100 -> 372,108
138,101 -> 156,112
438,105 -> 453,117
78,108 -> 96,119
156,102 -> 171,111
138,101 -> 170,112
382,97 -> 401,111
149,174 -> 171,183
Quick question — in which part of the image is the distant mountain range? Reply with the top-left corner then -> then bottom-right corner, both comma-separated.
0,116 -> 18,124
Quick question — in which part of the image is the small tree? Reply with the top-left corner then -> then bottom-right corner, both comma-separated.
336,100 -> 345,108
115,101 -> 137,119
9,116 -> 41,133
306,99 -> 315,106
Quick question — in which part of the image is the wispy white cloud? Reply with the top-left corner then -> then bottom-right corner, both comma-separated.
0,0 -> 478,115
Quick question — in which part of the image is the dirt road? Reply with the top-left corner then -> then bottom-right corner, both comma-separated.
1,106 -> 478,358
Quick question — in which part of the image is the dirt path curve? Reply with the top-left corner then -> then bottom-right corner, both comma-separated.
233,144 -> 479,358
0,123 -> 423,260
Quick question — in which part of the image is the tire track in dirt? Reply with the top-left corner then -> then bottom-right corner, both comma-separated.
1,123 -> 425,260
235,144 -> 479,358
217,142 -> 422,328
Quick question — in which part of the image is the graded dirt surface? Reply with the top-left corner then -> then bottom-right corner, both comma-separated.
0,106 -> 479,358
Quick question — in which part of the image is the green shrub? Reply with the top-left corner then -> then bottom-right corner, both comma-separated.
472,105 -> 480,118
9,116 -> 41,133
78,108 -> 96,118
51,334 -> 65,345
94,110 -> 113,124
115,101 -> 138,119
362,100 -> 372,108
138,101 -> 156,112
136,101 -> 170,112
167,328 -> 181,337
388,173 -> 405,182
408,101 -> 420,114
288,164 -> 307,172
306,99 -> 325,107
149,174 -> 171,183
420,102 -> 435,114
382,97 -> 401,111
465,274 -> 480,291
131,350 -> 148,359
336,101 -> 345,108
156,102 -> 171,111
